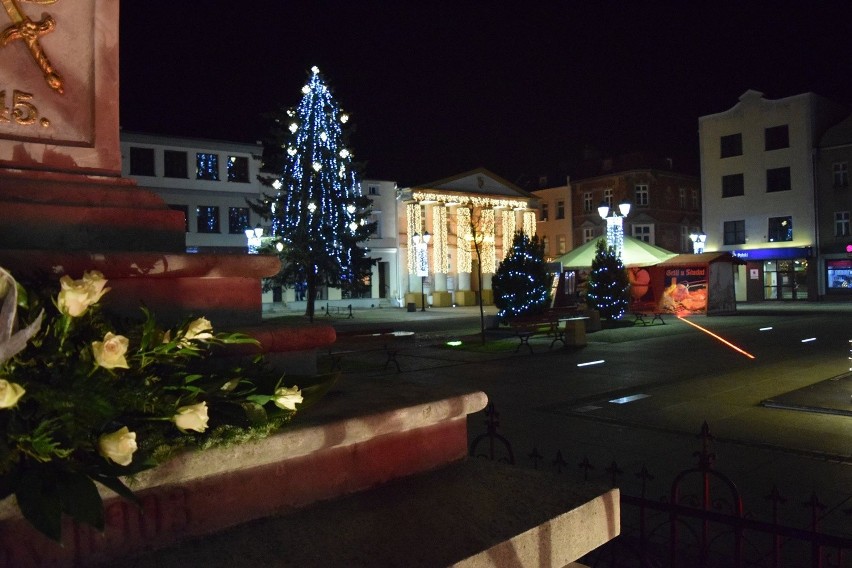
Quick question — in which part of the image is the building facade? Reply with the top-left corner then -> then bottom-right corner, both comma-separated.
815,113 -> 852,298
396,169 -> 538,308
698,90 -> 847,301
570,156 -> 702,255
532,184 -> 572,260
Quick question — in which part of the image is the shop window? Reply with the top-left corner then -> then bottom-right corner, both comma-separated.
764,124 -> 789,151
228,207 -> 250,234
129,147 -> 155,176
835,211 -> 850,237
164,150 -> 188,178
723,220 -> 745,245
168,204 -> 189,232
720,133 -> 742,157
722,173 -> 744,197
227,156 -> 249,183
767,216 -> 793,242
826,259 -> 852,290
196,206 -> 220,233
766,167 -> 791,193
196,153 -> 219,181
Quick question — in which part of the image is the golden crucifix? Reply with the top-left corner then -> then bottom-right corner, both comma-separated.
0,0 -> 63,94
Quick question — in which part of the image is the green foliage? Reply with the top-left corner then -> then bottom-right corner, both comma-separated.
0,268 -> 319,542
586,239 -> 630,320
492,232 -> 551,321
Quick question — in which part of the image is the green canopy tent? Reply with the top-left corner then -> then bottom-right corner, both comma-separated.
554,236 -> 677,269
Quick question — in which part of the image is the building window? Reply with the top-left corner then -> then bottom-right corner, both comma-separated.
766,167 -> 791,193
681,226 -> 690,252
634,184 -> 649,207
720,133 -> 743,158
369,212 -> 382,238
228,207 -> 250,234
603,188 -> 612,208
679,187 -> 686,209
542,236 -> 549,256
833,162 -> 848,188
163,150 -> 188,178
632,224 -> 653,244
129,147 -> 155,176
835,211 -> 850,237
765,125 -> 789,151
722,173 -> 744,197
583,228 -> 594,243
168,204 -> 189,232
227,156 -> 249,183
540,203 -> 548,222
767,216 -> 793,242
557,235 -> 567,254
723,220 -> 746,245
196,206 -> 220,233
367,185 -> 379,195
691,189 -> 700,210
556,200 -> 565,220
196,153 -> 219,181
583,192 -> 592,212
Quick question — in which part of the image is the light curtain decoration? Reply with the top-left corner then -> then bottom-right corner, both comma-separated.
523,210 -> 537,239
432,204 -> 449,274
481,209 -> 497,274
406,203 -> 422,273
502,210 -> 516,260
412,192 -> 527,210
457,207 -> 472,273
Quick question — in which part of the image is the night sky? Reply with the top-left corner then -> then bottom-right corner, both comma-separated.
119,2 -> 852,187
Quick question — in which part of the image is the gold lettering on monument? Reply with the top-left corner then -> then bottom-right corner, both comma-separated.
0,0 -> 64,95
0,89 -> 48,126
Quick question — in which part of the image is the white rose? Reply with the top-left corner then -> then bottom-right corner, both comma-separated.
57,271 -> 110,317
183,317 -> 214,342
0,379 -> 25,409
173,402 -> 209,433
92,332 -> 130,369
273,386 -> 303,411
98,426 -> 137,466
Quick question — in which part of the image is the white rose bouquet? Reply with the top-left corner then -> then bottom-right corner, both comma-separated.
0,267 -> 321,542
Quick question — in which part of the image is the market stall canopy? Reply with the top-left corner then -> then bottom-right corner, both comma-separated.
555,236 -> 678,269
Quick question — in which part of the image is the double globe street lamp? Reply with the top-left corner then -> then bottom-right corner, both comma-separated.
689,231 -> 707,254
597,199 -> 632,257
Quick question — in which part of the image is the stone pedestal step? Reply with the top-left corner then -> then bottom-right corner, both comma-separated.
123,458 -> 619,568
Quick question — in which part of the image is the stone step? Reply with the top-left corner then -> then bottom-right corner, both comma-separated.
122,458 -> 619,568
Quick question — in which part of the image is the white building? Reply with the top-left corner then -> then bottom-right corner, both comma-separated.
698,90 -> 846,301
121,132 -> 400,308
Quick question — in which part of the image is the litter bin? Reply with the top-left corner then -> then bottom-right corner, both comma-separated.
406,302 -> 416,312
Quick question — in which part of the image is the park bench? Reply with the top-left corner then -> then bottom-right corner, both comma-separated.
323,303 -> 354,319
507,312 -> 567,353
630,303 -> 665,326
328,330 -> 415,372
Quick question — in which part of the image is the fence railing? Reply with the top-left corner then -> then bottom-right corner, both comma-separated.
469,403 -> 852,568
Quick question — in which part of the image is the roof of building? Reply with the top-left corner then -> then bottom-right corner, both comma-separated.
819,112 -> 852,148
410,167 -> 535,199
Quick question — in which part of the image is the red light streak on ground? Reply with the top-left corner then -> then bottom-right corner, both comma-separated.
677,316 -> 756,359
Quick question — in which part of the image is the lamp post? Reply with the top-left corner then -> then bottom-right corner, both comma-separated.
689,231 -> 707,254
412,231 -> 431,311
597,199 -> 632,256
244,224 -> 263,254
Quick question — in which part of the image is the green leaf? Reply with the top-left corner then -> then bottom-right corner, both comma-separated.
58,472 -> 104,531
16,469 -> 62,542
92,474 -> 140,507
246,394 -> 272,406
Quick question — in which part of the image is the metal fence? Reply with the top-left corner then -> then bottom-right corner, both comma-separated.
469,403 -> 852,568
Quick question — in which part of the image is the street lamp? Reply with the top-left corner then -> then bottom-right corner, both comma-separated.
597,199 -> 632,256
689,231 -> 707,254
412,231 -> 431,311
244,224 -> 263,254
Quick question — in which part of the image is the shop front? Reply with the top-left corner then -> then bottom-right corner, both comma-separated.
729,246 -> 814,302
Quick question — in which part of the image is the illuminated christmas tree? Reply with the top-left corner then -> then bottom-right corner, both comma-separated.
492,232 -> 550,321
586,239 -> 629,320
252,67 -> 374,321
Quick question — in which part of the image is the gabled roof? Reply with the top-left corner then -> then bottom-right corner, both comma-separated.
410,167 -> 535,200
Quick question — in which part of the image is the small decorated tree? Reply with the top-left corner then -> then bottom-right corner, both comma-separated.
586,239 -> 629,320
492,232 -> 551,322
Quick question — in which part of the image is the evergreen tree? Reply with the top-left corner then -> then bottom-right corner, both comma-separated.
586,239 -> 630,320
492,232 -> 551,321
252,67 -> 374,321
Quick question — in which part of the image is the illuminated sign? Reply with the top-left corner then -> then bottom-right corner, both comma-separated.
730,247 -> 812,261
